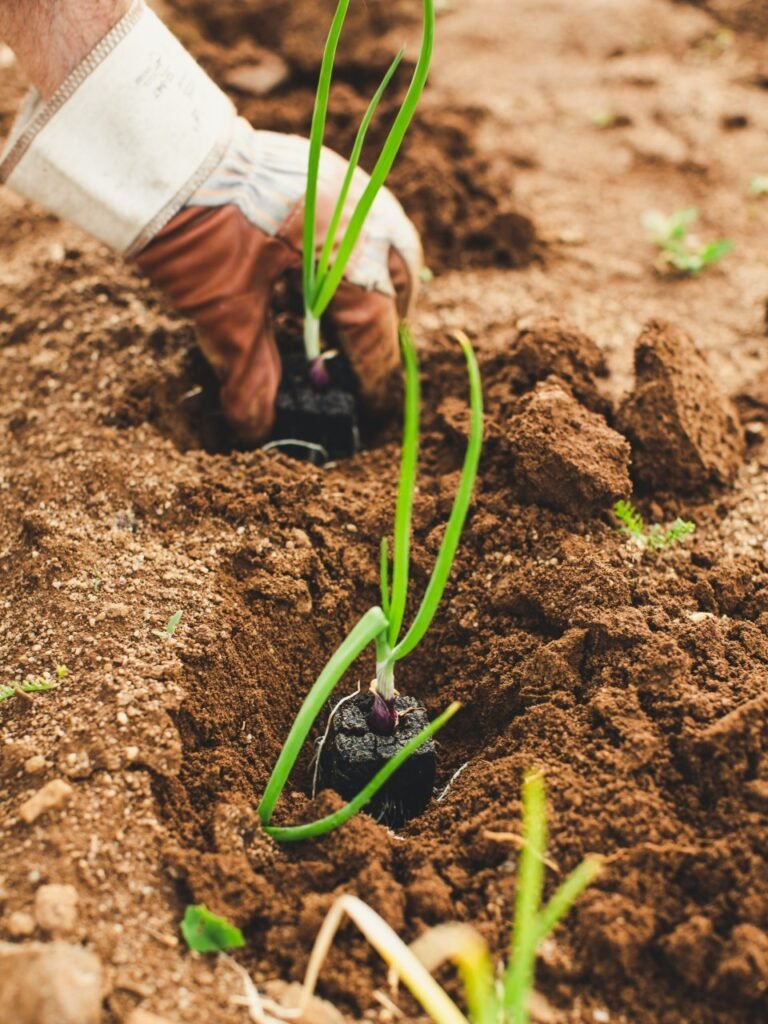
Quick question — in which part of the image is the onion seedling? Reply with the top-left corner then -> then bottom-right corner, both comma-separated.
261,772 -> 601,1023
257,326 -> 483,841
302,0 -> 435,372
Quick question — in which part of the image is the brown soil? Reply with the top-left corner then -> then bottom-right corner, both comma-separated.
2,2 -> 768,1024
677,1 -> 768,36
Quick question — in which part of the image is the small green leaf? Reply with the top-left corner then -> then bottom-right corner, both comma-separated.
155,611 -> 183,639
614,499 -> 645,541
750,175 -> 768,197
591,109 -> 617,129
166,610 -> 183,636
0,685 -> 16,703
56,665 -> 69,680
20,677 -> 56,694
699,239 -> 734,266
181,904 -> 244,953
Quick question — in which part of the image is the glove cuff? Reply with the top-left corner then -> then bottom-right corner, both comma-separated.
0,0 -> 236,256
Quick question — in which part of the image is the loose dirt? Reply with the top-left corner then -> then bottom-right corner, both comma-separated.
1,2 -> 767,1024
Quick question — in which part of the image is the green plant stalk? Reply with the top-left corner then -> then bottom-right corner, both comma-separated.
386,326 -> 421,653
504,772 -> 548,1024
315,48 -> 406,288
264,701 -> 460,841
536,855 -> 603,942
311,0 -> 435,318
379,537 -> 391,617
392,331 -> 483,662
258,606 -> 387,824
302,0 -> 351,358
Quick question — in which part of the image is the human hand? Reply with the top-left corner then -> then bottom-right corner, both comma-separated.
0,0 -> 421,442
136,122 -> 422,442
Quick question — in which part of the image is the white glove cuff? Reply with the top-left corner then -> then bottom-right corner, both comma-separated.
0,0 -> 236,256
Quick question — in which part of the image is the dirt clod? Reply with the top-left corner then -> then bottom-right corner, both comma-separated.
34,884 -> 79,937
617,320 -> 745,493
6,912 -> 35,938
490,316 -> 610,415
18,779 -> 74,824
503,381 -> 631,513
0,941 -> 103,1024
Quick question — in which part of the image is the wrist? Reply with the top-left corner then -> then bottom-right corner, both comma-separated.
1,0 -> 133,97
0,1 -> 236,254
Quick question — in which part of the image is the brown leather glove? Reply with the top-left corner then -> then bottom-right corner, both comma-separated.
136,121 -> 422,442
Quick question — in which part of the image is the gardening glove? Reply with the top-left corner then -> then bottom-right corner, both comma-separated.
0,0 -> 422,442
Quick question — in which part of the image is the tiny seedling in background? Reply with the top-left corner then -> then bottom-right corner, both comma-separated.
749,176 -> 768,198
590,109 -> 630,130
614,499 -> 695,552
0,672 -> 58,704
273,773 -> 601,1024
181,904 -> 244,953
55,664 -> 69,680
643,208 -> 733,276
592,109 -> 617,129
153,610 -> 183,640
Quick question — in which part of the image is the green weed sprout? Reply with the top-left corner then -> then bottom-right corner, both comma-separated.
750,176 -> 768,198
614,499 -> 695,552
643,208 -> 733,276
152,609 -> 183,640
283,773 -> 600,1024
257,327 -> 483,842
302,0 -> 434,368
181,904 -> 244,954
0,671 -> 59,704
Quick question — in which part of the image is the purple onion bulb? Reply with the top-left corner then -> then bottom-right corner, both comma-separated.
308,356 -> 331,392
368,692 -> 398,736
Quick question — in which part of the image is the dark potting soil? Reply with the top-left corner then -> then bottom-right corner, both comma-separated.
316,692 -> 436,828
270,344 -> 361,465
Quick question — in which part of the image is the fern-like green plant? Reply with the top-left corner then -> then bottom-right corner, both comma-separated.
0,674 -> 58,704
614,499 -> 695,551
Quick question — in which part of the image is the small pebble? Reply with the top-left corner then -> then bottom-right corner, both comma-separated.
34,884 -> 79,936
24,754 -> 46,774
125,1009 -> 179,1024
7,911 -> 35,938
0,940 -> 102,1024
19,779 -> 74,824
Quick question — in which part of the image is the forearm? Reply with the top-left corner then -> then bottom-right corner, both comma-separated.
0,0 -> 132,96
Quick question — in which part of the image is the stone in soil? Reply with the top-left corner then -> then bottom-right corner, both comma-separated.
617,319 -> 744,494
317,692 -> 436,829
34,884 -> 79,936
503,380 -> 631,513
0,941 -> 102,1024
18,779 -> 73,824
126,1011 -> 180,1024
